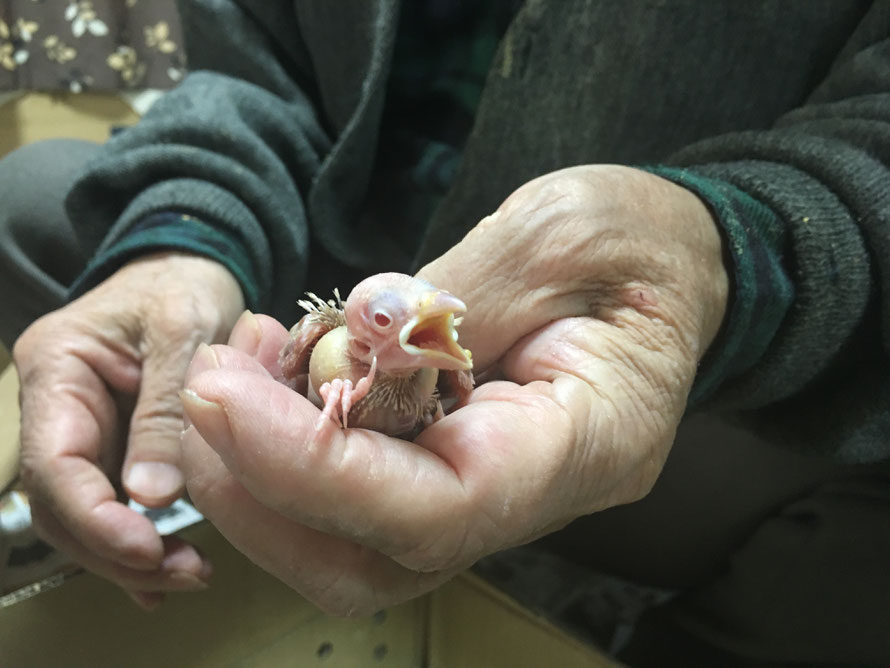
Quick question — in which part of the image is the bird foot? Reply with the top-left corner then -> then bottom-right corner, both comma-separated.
315,357 -> 378,433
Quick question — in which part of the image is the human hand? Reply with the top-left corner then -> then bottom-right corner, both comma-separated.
180,165 -> 727,614
14,252 -> 244,609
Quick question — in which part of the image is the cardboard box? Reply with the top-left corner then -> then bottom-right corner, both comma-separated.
0,522 -> 614,667
0,92 -> 139,159
0,364 -> 614,667
0,365 -> 19,493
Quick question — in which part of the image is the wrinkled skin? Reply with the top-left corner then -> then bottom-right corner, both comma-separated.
180,165 -> 728,615
14,253 -> 244,609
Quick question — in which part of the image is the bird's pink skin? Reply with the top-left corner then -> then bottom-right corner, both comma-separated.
343,273 -> 472,373
279,273 -> 473,435
315,273 -> 471,433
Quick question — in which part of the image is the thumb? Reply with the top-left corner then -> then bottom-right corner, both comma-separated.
417,213 -> 570,371
122,343 -> 198,507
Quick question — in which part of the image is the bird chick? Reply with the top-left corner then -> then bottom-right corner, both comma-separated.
279,273 -> 474,437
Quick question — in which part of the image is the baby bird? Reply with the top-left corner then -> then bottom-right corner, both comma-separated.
279,273 -> 474,437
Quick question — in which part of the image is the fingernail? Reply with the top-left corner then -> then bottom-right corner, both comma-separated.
160,541 -> 213,582
125,462 -> 185,501
179,389 -> 233,453
167,571 -> 210,591
199,558 -> 214,582
228,310 -> 262,355
187,342 -> 220,380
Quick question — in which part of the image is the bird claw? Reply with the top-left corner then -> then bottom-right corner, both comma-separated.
317,379 -> 343,433
340,379 -> 353,429
316,357 -> 377,433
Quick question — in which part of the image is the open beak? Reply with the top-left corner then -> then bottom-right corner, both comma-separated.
398,290 -> 473,370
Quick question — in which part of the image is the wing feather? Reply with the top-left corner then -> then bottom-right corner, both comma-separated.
279,291 -> 347,385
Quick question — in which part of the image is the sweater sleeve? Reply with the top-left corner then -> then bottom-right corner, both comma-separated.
64,0 -> 332,320
639,167 -> 794,408
664,3 -> 890,462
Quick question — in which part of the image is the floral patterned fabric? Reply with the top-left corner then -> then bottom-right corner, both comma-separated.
0,0 -> 184,92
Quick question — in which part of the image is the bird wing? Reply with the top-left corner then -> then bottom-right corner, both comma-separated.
350,368 -> 441,437
279,291 -> 346,388
349,367 -> 473,438
437,368 -> 475,408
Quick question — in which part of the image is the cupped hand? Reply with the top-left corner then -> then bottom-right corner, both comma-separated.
180,165 -> 728,615
14,252 -> 244,608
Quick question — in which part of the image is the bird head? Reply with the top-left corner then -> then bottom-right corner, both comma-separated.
343,273 -> 473,372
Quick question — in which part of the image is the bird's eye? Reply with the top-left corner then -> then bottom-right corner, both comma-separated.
373,311 -> 392,328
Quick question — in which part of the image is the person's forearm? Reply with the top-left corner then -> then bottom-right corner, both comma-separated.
65,0 -> 329,320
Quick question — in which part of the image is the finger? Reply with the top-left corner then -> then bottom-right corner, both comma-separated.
122,327 -> 201,506
414,201 -> 590,372
182,368 -> 577,570
413,267 -> 587,377
501,317 -> 609,385
30,499 -> 212,593
180,341 -> 284,432
503,315 -> 696,418
18,353 -> 165,571
182,368 -> 461,550
225,310 -> 289,374
499,318 -> 679,506
185,343 -> 274,389
181,424 -> 450,615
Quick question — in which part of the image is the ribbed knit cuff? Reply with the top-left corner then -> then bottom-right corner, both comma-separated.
641,166 -> 794,405
68,212 -> 262,308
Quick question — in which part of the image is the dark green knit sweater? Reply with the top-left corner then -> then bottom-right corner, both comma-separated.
64,0 -> 890,462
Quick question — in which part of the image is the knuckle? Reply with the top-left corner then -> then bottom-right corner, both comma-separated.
12,314 -> 57,365
151,283 -> 227,332
148,315 -> 204,351
130,392 -> 187,453
391,522 -> 474,574
128,413 -> 184,451
302,568 -> 381,619
133,383 -> 185,421
143,299 -> 226,367
394,551 -> 454,574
